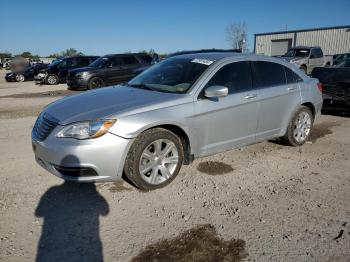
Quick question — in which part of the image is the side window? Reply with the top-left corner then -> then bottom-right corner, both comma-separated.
110,57 -> 123,67
68,58 -> 78,67
122,56 -> 139,65
311,48 -> 323,58
140,55 -> 152,63
284,66 -> 302,83
78,57 -> 91,66
89,57 -> 98,63
252,61 -> 286,88
206,61 -> 252,94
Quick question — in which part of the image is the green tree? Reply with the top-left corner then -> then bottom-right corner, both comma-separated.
0,52 -> 12,58
48,48 -> 84,58
21,51 -> 33,58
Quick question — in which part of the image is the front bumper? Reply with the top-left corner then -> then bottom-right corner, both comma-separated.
5,74 -> 16,82
66,77 -> 89,90
34,74 -> 47,84
32,131 -> 134,182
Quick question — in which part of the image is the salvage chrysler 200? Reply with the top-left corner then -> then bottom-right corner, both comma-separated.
32,53 -> 323,190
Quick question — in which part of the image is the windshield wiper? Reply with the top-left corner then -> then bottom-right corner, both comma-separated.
127,83 -> 156,91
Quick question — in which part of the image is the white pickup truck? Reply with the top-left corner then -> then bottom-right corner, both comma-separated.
281,46 -> 333,74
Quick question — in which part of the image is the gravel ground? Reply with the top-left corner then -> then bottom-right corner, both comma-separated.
0,69 -> 349,262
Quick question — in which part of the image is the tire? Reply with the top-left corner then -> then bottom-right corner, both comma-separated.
124,128 -> 184,190
46,74 -> 59,85
15,74 -> 25,82
300,65 -> 307,75
282,106 -> 313,146
87,77 -> 104,89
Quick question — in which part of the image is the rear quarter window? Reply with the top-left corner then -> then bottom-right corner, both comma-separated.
252,61 -> 286,88
284,66 -> 302,83
122,56 -> 139,65
140,55 -> 152,63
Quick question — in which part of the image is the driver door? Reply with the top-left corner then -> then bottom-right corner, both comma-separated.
193,61 -> 259,156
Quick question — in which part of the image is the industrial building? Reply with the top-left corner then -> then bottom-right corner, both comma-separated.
254,25 -> 350,56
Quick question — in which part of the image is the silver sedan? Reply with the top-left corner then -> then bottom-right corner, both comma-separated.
32,53 -> 323,190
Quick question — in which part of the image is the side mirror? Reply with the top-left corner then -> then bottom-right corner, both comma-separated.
107,63 -> 113,68
204,85 -> 228,98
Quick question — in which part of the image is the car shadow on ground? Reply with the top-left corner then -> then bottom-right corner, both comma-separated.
35,181 -> 109,262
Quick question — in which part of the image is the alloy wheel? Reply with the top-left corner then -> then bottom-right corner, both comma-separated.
293,111 -> 311,143
89,78 -> 103,89
47,75 -> 57,85
16,74 -> 24,82
139,139 -> 179,185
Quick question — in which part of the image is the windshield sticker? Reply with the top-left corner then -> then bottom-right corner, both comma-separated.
191,58 -> 214,66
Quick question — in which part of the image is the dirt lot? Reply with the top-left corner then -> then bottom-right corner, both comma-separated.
0,69 -> 349,262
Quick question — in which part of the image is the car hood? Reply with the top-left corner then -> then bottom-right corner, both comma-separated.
44,85 -> 185,125
281,57 -> 305,63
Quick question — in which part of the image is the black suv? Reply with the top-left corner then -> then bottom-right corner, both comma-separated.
35,56 -> 99,85
66,53 -> 153,90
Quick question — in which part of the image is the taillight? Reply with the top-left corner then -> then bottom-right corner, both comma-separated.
317,82 -> 323,93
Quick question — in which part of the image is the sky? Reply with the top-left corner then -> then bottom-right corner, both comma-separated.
0,0 -> 349,56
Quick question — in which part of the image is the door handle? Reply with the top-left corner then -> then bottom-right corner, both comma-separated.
244,94 -> 257,99
287,87 -> 297,91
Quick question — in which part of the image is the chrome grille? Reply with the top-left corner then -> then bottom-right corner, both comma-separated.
32,113 -> 59,141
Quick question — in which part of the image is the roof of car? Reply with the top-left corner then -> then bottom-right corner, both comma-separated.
168,52 -> 241,61
104,53 -> 150,57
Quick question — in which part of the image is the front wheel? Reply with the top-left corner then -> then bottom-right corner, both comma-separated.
300,65 -> 307,74
282,106 -> 313,146
46,74 -> 59,85
87,77 -> 104,89
124,128 -> 184,190
15,74 -> 25,82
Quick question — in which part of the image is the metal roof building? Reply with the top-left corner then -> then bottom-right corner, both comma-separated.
254,25 -> 350,56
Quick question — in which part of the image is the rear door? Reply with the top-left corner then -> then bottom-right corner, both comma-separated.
309,48 -> 324,71
194,61 -> 259,156
252,61 -> 302,140
57,58 -> 78,80
120,55 -> 141,81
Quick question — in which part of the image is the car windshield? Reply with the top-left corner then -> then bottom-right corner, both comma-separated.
48,59 -> 62,68
89,57 -> 109,68
283,49 -> 310,57
127,57 -> 212,93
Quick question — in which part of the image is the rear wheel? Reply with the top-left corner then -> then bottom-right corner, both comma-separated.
87,77 -> 104,89
124,128 -> 184,190
46,74 -> 59,85
15,74 -> 25,82
300,65 -> 307,74
282,106 -> 313,146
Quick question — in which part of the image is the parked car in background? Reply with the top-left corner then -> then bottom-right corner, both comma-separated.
333,53 -> 350,66
281,46 -> 332,74
1,58 -> 13,69
32,52 -> 322,190
66,53 -> 153,90
34,56 -> 99,85
5,63 -> 48,82
312,58 -> 350,113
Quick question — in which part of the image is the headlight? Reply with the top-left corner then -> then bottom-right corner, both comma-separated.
38,73 -> 47,78
56,120 -> 116,139
76,72 -> 89,78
